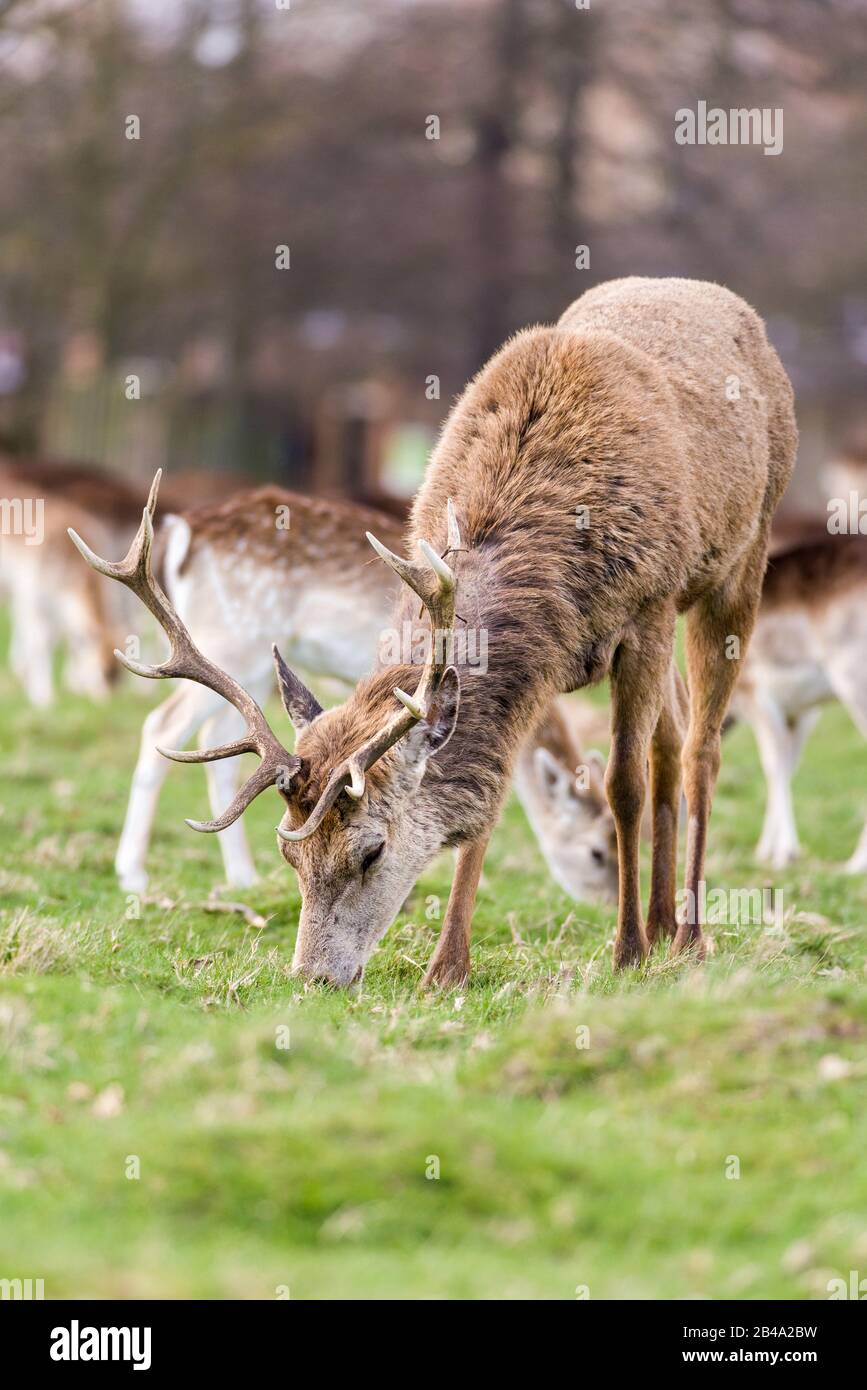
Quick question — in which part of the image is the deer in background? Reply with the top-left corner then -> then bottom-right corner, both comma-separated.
731,530 -> 867,871
533,531 -> 867,878
110,486 -> 618,901
72,278 -> 796,984
513,701 -> 617,901
0,457 -> 244,707
112,488 -> 403,894
0,457 -> 134,705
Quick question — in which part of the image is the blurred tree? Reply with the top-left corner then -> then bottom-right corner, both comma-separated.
0,0 -> 864,488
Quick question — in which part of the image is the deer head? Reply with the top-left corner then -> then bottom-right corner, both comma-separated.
514,744 -> 618,903
69,472 -> 462,986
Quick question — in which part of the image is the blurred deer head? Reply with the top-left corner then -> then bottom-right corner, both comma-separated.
513,742 -> 618,903
70,472 -> 463,985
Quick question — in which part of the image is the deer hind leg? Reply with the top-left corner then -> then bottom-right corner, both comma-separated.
607,602 -> 676,969
60,584 -> 112,700
115,682 -> 225,895
10,574 -> 55,707
421,833 -> 490,990
750,700 -> 817,867
199,679 -> 271,889
645,663 -> 687,948
845,820 -> 867,875
674,546 -> 766,959
824,650 -> 867,872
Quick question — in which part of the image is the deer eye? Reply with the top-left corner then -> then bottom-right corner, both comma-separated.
360,841 -> 385,876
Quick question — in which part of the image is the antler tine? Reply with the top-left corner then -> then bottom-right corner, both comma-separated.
446,498 -> 463,554
69,470 -> 188,671
69,470 -> 301,833
279,501 -> 463,843
344,757 -> 367,800
365,531 -> 442,605
276,769 -> 353,842
187,760 -> 298,835
157,738 -> 255,764
417,539 -> 455,592
276,705 -> 419,843
67,469 -> 162,583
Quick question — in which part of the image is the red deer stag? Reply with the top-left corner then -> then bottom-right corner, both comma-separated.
71,278 -> 796,985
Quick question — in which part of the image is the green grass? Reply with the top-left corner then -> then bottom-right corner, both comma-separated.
1,634 -> 867,1299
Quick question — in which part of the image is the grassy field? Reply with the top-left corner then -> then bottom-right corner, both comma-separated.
1,633 -> 867,1300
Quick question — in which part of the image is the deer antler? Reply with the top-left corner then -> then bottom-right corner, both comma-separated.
277,503 -> 461,843
68,470 -> 302,833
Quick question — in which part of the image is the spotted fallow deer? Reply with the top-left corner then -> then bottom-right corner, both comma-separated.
111,488 -> 404,895
730,530 -> 867,871
0,458 -> 130,706
72,278 -> 797,984
110,486 -> 618,901
513,700 -> 618,901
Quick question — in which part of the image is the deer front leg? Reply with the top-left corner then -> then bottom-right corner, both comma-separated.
645,663 -> 687,947
607,605 -> 675,969
746,694 -> 815,867
115,683 -> 223,894
421,835 -> 490,990
674,542 -> 766,960
200,693 -> 270,889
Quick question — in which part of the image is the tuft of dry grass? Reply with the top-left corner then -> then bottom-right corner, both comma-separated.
0,907 -> 101,975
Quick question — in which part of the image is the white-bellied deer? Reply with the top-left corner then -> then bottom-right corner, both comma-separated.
0,457 -> 237,707
109,486 -> 618,900
72,278 -> 796,984
513,700 -> 618,901
0,458 -> 131,706
731,530 -> 867,871
111,488 -> 403,894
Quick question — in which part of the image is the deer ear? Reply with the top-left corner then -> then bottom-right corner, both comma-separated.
403,666 -> 460,767
275,755 -> 305,800
533,746 -> 570,797
585,748 -> 606,776
272,645 -> 323,731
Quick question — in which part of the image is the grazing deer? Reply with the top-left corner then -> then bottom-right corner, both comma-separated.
730,531 -> 867,871
72,278 -> 796,984
0,459 -> 128,706
513,701 -> 618,902
110,486 -> 618,901
111,488 -> 403,894
0,456 -> 248,707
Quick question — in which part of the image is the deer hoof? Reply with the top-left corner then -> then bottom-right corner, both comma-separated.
645,914 -> 678,947
612,934 -> 648,971
421,951 -> 470,991
669,928 -> 707,962
117,866 -> 149,896
225,865 -> 259,890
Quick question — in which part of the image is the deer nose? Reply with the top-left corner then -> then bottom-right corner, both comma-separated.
300,965 -> 363,989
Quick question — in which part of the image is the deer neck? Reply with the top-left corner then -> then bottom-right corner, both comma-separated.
411,546 -> 562,845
